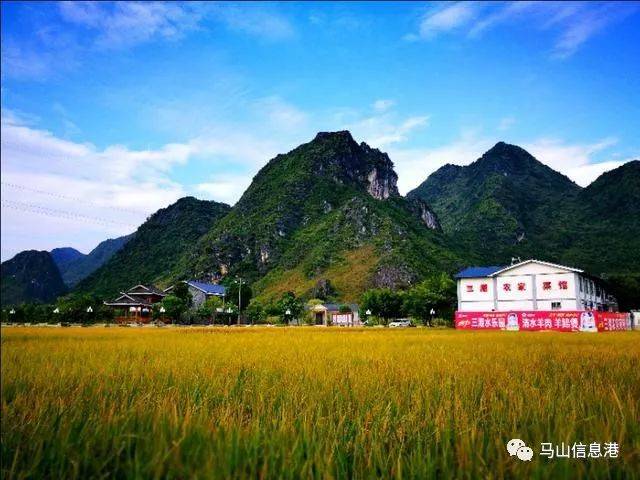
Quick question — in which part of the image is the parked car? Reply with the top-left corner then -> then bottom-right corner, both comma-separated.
388,319 -> 414,328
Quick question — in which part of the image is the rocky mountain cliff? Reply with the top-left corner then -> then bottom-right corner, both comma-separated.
176,131 -> 456,302
409,143 -> 639,275
1,250 -> 67,305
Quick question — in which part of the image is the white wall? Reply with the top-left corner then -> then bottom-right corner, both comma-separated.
496,275 -> 533,302
459,301 -> 495,312
537,299 -> 579,310
497,300 -> 535,310
535,272 -> 576,301
458,277 -> 495,302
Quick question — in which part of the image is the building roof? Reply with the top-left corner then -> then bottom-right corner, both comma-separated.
454,266 -> 505,279
490,259 -> 583,276
187,280 -> 226,295
126,284 -> 167,296
104,293 -> 154,307
455,259 -> 587,279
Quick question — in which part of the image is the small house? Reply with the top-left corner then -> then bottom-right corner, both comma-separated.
164,280 -> 226,309
104,284 -> 167,323
310,303 -> 361,326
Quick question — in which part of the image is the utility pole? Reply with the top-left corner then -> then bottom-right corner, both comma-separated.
237,277 -> 243,325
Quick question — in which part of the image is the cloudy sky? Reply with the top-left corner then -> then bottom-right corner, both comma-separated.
2,1 -> 639,260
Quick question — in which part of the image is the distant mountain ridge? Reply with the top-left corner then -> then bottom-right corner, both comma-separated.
408,143 -> 639,275
1,250 -> 67,305
55,234 -> 134,287
75,196 -> 231,298
50,247 -> 84,269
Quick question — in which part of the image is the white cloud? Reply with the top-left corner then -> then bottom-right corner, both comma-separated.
195,175 -> 253,206
550,3 -> 637,59
59,2 -> 206,49
3,2 -> 296,81
389,133 -> 495,194
343,107 -> 430,148
522,137 -> 622,186
417,3 -> 477,39
252,96 -> 308,130
214,5 -> 295,40
372,99 -> 396,113
408,2 -> 638,59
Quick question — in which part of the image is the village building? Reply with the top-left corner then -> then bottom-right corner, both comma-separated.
104,284 -> 167,323
455,259 -> 618,312
164,280 -> 226,309
309,303 -> 361,326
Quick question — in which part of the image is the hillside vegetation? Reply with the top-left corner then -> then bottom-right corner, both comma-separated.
177,131 -> 464,300
409,145 -> 639,275
76,197 -> 230,298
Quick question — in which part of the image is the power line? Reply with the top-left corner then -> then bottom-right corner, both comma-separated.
1,182 -> 149,215
1,200 -> 139,228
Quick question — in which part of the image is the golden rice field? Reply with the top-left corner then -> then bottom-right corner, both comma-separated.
1,327 -> 639,479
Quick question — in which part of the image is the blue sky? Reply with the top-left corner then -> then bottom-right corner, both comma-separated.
1,1 -> 639,259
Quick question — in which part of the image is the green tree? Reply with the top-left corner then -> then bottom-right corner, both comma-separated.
159,295 -> 188,323
226,281 -> 253,312
403,273 -> 456,326
360,288 -> 404,324
55,293 -> 113,324
277,291 -> 304,324
605,274 -> 640,311
245,300 -> 267,324
201,296 -> 224,324
172,282 -> 193,307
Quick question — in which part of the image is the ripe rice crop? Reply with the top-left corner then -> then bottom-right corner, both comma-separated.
1,327 -> 639,479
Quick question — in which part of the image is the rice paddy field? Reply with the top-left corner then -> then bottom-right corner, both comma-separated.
1,327 -> 639,479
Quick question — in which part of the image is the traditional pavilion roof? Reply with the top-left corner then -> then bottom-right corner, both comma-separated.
126,284 -> 166,296
104,292 -> 154,307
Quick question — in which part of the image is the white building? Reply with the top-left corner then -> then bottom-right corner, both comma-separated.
455,259 -> 617,312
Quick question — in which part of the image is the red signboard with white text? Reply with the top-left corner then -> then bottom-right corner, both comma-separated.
595,312 -> 629,332
455,311 -> 629,332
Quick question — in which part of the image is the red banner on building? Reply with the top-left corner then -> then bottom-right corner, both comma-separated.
455,311 -> 629,332
595,312 -> 629,332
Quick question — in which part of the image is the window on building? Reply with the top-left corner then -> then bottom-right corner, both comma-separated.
558,281 -> 568,290
480,283 -> 488,293
542,281 -> 552,290
579,277 -> 583,292
551,302 -> 561,310
503,283 -> 511,292
466,285 -> 473,293
517,282 -> 526,291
